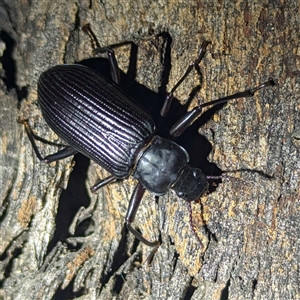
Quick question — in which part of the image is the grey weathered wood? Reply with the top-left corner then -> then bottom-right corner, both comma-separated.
1,1 -> 299,299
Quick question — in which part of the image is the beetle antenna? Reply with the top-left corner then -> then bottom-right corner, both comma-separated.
206,174 -> 248,186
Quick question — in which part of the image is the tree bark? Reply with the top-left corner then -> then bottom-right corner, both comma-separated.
1,1 -> 299,299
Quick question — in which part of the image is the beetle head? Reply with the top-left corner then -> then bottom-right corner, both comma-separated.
172,165 -> 208,202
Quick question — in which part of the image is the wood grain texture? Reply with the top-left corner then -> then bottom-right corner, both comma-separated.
0,1 -> 299,299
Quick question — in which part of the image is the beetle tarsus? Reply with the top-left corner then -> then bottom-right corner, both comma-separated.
126,222 -> 160,248
160,40 -> 210,117
250,78 -> 275,94
82,23 -> 100,49
169,78 -> 276,137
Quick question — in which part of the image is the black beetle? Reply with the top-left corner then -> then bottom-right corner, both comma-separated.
21,25 -> 275,249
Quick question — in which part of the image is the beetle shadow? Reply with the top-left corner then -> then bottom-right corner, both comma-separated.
79,36 -> 222,181
80,38 -> 222,227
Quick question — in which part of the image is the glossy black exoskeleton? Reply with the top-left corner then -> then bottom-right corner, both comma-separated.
21,24 -> 275,249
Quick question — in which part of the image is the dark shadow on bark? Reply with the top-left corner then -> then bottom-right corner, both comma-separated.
0,30 -> 28,101
47,154 -> 90,254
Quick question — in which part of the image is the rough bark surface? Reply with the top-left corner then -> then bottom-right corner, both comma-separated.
0,1 -> 299,299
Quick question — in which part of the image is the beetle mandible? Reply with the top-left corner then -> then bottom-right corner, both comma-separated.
21,24 -> 275,249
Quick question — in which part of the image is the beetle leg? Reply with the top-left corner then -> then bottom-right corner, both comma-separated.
126,183 -> 160,247
19,119 -> 78,162
160,40 -> 210,117
169,79 -> 275,137
90,175 -> 116,193
82,24 -> 120,84
92,47 -> 120,84
42,147 -> 78,163
82,24 -> 100,49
